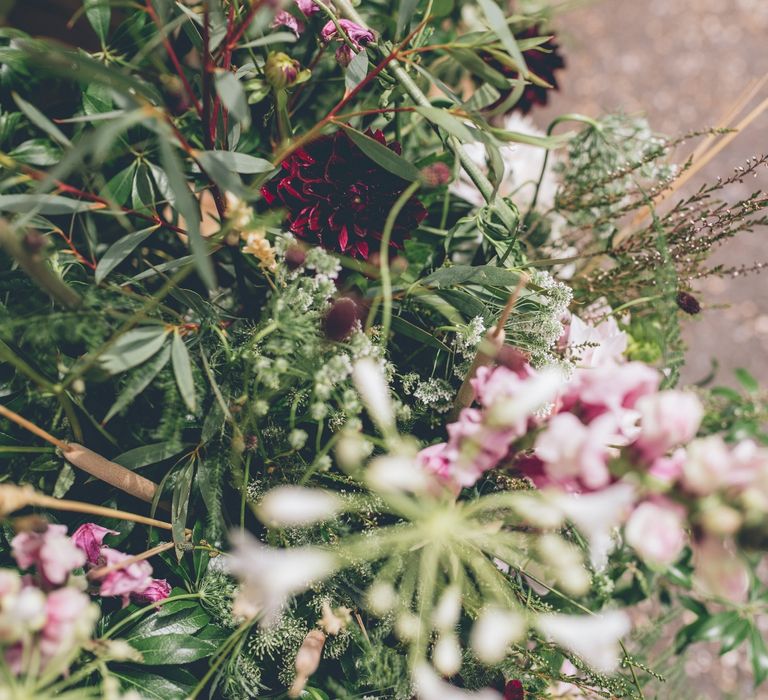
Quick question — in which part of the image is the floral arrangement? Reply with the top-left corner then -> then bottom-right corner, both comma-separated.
0,1 -> 767,698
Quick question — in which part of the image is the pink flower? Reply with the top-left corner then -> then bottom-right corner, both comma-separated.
72,523 -> 118,565
416,442 -> 453,481
38,587 -> 98,666
321,19 -> 374,66
570,362 -> 659,419
535,413 -> 618,489
565,311 -> 627,368
447,408 -> 515,485
132,578 -> 171,605
682,436 -> 732,495
11,525 -> 86,586
471,365 -> 528,407
97,549 -> 154,606
624,499 -> 687,567
272,10 -> 305,36
648,448 -> 685,486
295,0 -> 318,15
634,391 -> 703,460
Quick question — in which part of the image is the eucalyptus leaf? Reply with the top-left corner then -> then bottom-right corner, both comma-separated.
340,125 -> 421,182
171,331 -> 196,412
214,70 -> 251,129
0,194 -> 100,215
345,49 -> 369,93
96,225 -> 159,284
12,93 -> 72,147
100,326 -> 169,374
113,441 -> 187,470
197,150 -> 274,174
103,345 -> 171,424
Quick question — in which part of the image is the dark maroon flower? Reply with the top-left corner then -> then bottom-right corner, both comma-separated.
484,25 -> 565,115
503,679 -> 525,700
676,291 -> 701,315
261,130 -> 427,259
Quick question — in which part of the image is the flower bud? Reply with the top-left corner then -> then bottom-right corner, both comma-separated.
265,52 -> 300,89
676,290 -> 701,315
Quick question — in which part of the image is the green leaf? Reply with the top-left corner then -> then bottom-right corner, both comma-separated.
720,617 -> 750,656
735,368 -> 759,394
194,150 -> 245,198
345,49 -> 369,93
127,605 -> 211,640
12,92 -> 72,147
113,441 -> 187,470
415,106 -> 476,143
84,0 -> 111,44
103,344 -> 171,423
131,162 -> 155,211
339,125 -> 421,181
420,264 -> 521,288
96,225 -> 158,284
52,463 -> 76,498
240,32 -> 297,48
476,0 -> 527,77
100,326 -> 169,374
750,624 -> 768,685
112,666 -> 196,699
0,194 -> 99,215
9,139 -> 62,166
158,138 -> 216,289
214,70 -> 251,129
390,315 -> 450,352
103,163 -> 137,206
171,459 -> 195,557
171,331 -> 196,412
396,0 -> 420,38
196,150 -> 274,174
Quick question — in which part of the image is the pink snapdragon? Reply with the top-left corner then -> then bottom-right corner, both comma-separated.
131,578 -> 172,604
624,498 -> 687,567
11,525 -> 86,587
634,390 -> 703,460
321,19 -> 374,66
96,549 -> 156,607
72,523 -> 118,565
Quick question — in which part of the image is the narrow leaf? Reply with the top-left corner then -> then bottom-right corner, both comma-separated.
96,225 -> 158,284
345,49 -> 369,93
103,345 -> 171,423
12,93 -> 72,147
415,106 -> 476,143
171,331 -> 196,412
84,0 -> 111,44
476,0 -> 527,77
100,326 -> 169,374
339,125 -> 421,181
196,150 -> 274,174
0,194 -> 100,215
214,71 -> 251,129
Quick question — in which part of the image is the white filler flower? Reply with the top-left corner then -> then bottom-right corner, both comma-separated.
258,486 -> 341,527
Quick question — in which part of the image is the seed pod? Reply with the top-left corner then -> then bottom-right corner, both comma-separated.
284,245 -> 306,270
676,291 -> 701,315
323,297 -> 360,341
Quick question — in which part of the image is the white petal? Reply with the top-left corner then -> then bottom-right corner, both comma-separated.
353,358 -> 394,432
414,663 -> 502,700
470,607 -> 526,664
258,486 -> 341,527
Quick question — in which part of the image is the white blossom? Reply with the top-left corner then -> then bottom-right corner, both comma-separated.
470,607 -> 526,664
413,663 -> 502,700
537,611 -> 631,673
258,486 -> 341,527
352,357 -> 394,432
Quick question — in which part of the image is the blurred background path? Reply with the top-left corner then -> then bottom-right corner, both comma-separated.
540,0 -> 768,387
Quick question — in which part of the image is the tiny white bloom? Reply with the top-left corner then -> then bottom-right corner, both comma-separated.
470,607 -> 526,664
432,586 -> 462,631
366,455 -> 431,494
258,486 -> 341,527
536,611 -> 631,673
432,633 -> 462,676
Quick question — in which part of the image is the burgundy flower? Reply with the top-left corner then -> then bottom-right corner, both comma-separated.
503,679 -> 525,700
484,25 -> 565,115
261,130 -> 426,259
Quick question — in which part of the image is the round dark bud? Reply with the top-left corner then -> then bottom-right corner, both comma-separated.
496,345 -> 531,372
503,680 -> 525,700
22,230 -> 46,255
284,245 -> 306,270
676,290 -> 701,315
323,297 -> 360,342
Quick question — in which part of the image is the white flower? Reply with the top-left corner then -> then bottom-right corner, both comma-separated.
366,455 -> 431,494
549,482 -> 636,570
413,663 -> 502,700
352,357 -> 394,432
228,532 -> 336,626
433,633 -> 462,676
470,607 -> 526,664
258,486 -> 341,527
537,611 -> 631,673
432,586 -> 462,631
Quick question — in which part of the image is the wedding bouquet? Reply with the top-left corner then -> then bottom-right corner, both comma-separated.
0,0 -> 767,698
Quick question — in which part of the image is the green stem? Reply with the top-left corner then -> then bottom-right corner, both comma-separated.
187,619 -> 253,700
379,180 -> 421,346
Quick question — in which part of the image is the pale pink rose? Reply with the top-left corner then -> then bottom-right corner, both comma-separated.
647,448 -> 685,486
132,578 -> 171,605
624,499 -> 687,567
634,391 -> 703,460
535,413 -> 618,489
682,436 -> 732,495
470,365 -> 528,407
97,549 -> 154,606
11,525 -> 86,586
71,523 -> 119,565
728,439 -> 768,489
693,537 -> 749,603
38,587 -> 98,667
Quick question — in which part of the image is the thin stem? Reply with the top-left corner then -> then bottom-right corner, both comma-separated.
0,404 -> 70,452
379,181 -> 421,345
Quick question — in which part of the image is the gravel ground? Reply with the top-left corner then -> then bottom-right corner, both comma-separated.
537,0 -> 768,388
536,2 -> 768,697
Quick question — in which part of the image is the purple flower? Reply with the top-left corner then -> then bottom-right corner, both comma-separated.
261,130 -> 426,259
295,0 -> 319,15
71,523 -> 119,565
272,10 -> 305,37
131,578 -> 172,605
321,19 -> 374,66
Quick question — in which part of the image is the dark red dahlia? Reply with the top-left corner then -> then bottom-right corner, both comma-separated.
503,679 -> 525,700
484,25 -> 565,115
261,130 -> 427,259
